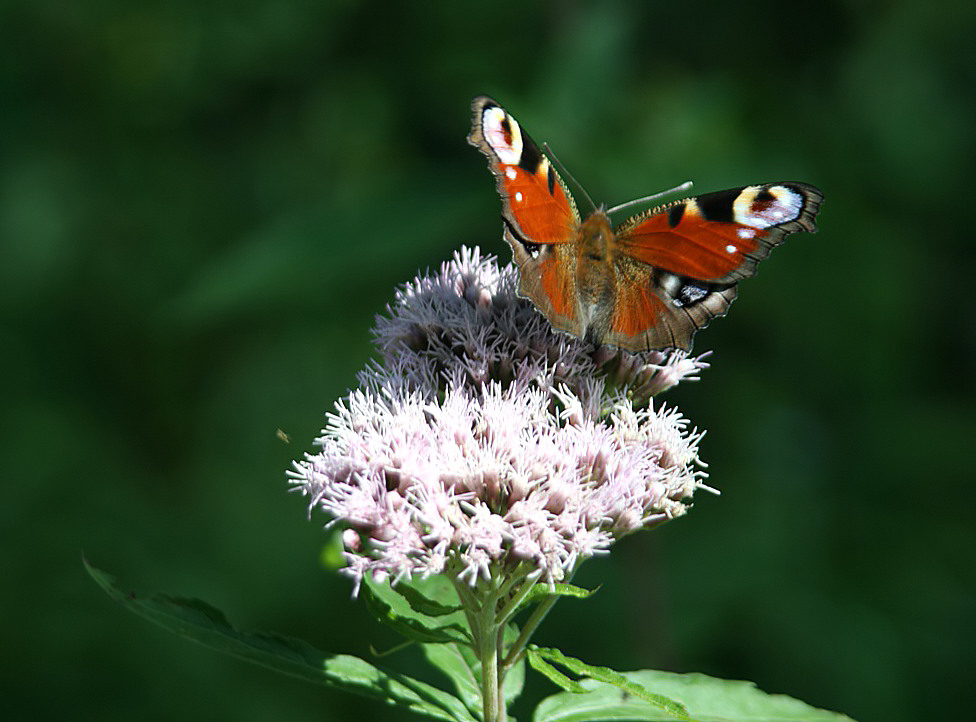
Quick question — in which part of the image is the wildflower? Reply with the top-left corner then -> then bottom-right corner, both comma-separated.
289,247 -> 712,595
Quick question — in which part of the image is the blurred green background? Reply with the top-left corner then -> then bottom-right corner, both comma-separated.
2,1 -> 973,720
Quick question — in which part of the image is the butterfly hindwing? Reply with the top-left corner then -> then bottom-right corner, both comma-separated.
602,255 -> 738,351
503,233 -> 584,338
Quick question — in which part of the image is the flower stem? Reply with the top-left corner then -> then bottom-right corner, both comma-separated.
502,569 -> 575,672
449,570 -> 506,722
477,579 -> 504,722
495,567 -> 542,625
480,609 -> 499,722
450,574 -> 483,648
503,593 -> 558,671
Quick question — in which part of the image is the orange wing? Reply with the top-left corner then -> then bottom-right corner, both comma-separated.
470,96 -> 825,352
468,96 -> 579,244
616,183 -> 823,283
469,96 -> 583,330
595,183 -> 823,350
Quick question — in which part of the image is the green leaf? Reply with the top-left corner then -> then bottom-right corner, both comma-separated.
533,668 -> 857,722
530,647 -> 688,719
422,643 -> 482,718
361,576 -> 471,645
364,574 -> 467,625
520,582 -> 597,608
496,622 -> 526,706
396,579 -> 464,617
85,560 -> 477,722
506,654 -> 526,707
527,648 -> 587,694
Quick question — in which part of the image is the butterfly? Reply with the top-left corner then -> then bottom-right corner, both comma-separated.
468,95 -> 823,351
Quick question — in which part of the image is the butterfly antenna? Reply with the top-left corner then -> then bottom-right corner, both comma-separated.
606,180 -> 695,217
543,141 -> 597,214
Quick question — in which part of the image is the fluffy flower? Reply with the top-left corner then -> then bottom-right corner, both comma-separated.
289,247 -> 713,593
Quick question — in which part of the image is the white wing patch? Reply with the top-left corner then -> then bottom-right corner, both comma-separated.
482,106 -> 523,166
733,185 -> 803,229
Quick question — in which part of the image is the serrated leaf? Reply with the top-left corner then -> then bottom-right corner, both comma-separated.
85,559 -> 477,722
361,577 -> 470,645
533,668 -> 857,722
527,648 -> 587,694
519,582 -> 597,610
530,647 -> 688,719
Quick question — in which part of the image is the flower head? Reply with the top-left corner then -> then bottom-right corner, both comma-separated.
289,247 -> 713,594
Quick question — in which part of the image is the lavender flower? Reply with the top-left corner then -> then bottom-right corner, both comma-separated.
289,247 -> 714,595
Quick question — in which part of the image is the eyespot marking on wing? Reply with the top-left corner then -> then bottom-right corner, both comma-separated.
482,106 -> 523,165
733,184 -> 804,229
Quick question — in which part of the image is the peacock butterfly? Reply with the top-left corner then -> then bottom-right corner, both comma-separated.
468,95 -> 823,351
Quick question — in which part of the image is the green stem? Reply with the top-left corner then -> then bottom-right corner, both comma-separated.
495,567 -> 542,626
476,580 -> 502,722
493,561 -> 530,600
502,593 -> 558,671
451,568 -> 506,722
502,569 -> 576,673
480,607 -> 499,722
449,574 -> 483,648
496,624 -> 508,722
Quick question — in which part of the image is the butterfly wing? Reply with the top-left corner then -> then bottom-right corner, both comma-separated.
600,255 -> 739,351
468,96 -> 584,337
603,182 -> 823,351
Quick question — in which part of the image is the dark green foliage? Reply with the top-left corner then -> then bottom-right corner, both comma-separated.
3,2 -> 973,721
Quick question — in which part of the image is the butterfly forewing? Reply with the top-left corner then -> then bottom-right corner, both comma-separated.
469,96 -> 587,337
616,183 -> 823,283
468,96 -> 579,244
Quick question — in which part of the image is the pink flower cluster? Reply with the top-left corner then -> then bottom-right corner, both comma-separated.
289,248 -> 713,593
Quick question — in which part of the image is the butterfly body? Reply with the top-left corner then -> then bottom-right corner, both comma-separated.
468,95 -> 823,351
